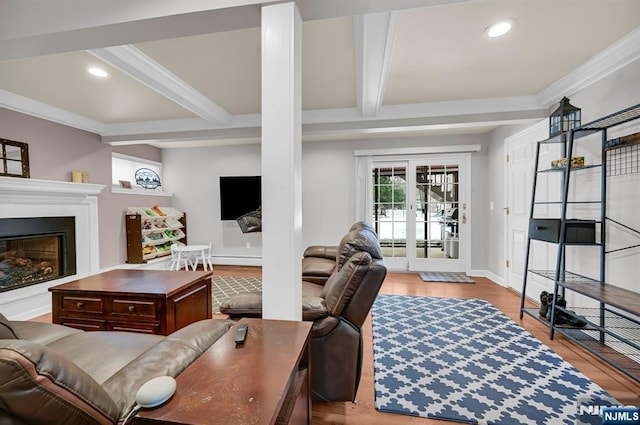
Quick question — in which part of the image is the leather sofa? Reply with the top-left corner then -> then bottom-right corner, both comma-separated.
301,222 -> 370,285
0,313 -> 233,424
220,222 -> 387,402
301,244 -> 337,284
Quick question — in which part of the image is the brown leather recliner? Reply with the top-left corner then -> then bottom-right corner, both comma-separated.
220,222 -> 387,402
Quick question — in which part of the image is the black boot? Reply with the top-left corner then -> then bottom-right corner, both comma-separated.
539,291 -> 549,317
564,310 -> 588,327
546,294 -> 567,323
545,292 -> 556,321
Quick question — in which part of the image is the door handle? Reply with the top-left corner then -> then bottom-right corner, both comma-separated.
462,213 -> 467,224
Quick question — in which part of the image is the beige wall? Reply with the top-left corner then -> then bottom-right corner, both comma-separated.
0,108 -> 171,268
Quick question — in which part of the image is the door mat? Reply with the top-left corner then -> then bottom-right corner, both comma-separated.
418,271 -> 474,283
372,295 -> 618,424
212,276 -> 262,313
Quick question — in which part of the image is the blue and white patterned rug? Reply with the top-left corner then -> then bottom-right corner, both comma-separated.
372,295 -> 618,424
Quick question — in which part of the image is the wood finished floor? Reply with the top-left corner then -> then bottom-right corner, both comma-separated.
211,266 -> 640,425
34,266 -> 640,424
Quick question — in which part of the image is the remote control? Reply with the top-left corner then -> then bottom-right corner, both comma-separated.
234,324 -> 248,344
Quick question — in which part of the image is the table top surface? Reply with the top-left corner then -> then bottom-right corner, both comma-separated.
137,318 -> 312,425
48,269 -> 212,296
173,244 -> 209,251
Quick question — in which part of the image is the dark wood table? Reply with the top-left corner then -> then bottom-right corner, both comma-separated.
135,318 -> 313,425
49,269 -> 212,335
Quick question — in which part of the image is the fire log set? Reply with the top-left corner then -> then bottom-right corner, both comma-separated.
0,250 -> 56,290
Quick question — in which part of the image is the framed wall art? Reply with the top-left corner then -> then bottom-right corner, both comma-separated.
0,138 -> 30,178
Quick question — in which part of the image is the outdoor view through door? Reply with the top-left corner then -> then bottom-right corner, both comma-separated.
371,160 -> 464,272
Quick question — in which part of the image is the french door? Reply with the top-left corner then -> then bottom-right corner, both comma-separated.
370,155 -> 470,272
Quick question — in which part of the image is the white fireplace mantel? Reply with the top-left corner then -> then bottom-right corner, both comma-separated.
0,176 -> 104,202
0,176 -> 105,319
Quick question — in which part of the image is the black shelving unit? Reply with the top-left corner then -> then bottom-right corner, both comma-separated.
519,103 -> 640,382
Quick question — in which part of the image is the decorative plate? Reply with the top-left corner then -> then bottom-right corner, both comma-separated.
135,168 -> 162,189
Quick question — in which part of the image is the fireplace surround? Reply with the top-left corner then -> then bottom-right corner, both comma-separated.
0,176 -> 104,319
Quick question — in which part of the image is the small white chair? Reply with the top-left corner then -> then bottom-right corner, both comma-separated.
202,242 -> 214,271
190,242 -> 214,271
169,243 -> 191,271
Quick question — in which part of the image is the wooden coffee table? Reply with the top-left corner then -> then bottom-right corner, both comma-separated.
135,318 -> 313,425
49,269 -> 212,335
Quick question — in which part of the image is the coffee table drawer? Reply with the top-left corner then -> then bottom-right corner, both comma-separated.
61,296 -> 104,314
108,321 -> 159,334
111,298 -> 158,319
59,318 -> 106,331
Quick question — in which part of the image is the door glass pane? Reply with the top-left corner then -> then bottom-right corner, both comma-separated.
372,166 -> 407,259
415,164 -> 459,259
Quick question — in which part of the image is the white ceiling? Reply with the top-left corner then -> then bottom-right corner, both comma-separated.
0,0 -> 639,148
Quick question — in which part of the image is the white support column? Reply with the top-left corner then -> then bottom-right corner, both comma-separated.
261,2 -> 302,321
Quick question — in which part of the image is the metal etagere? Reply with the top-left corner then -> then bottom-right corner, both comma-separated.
519,102 -> 640,382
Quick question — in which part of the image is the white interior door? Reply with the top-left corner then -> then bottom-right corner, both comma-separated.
506,121 -> 551,298
370,155 -> 470,272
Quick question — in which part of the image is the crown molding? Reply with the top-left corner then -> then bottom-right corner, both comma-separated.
89,45 -> 231,125
0,90 -> 105,134
504,117 -> 548,145
537,27 -> 640,106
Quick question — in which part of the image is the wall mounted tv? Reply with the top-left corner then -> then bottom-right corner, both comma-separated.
219,176 -> 261,221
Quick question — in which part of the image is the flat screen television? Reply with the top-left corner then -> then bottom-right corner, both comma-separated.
219,176 -> 261,220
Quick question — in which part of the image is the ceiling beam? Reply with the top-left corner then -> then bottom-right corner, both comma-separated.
88,46 -> 231,125
353,12 -> 397,118
295,0 -> 477,21
0,3 -> 264,61
0,0 -> 478,61
100,95 -> 547,145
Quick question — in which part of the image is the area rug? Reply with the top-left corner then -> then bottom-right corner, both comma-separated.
372,295 -> 618,425
418,271 -> 474,283
211,276 -> 261,313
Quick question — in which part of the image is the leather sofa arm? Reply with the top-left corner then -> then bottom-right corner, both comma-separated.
219,292 -> 328,321
0,340 -> 120,425
103,319 -> 233,416
0,312 -> 19,339
303,245 -> 338,260
302,296 -> 328,320
219,291 -> 263,318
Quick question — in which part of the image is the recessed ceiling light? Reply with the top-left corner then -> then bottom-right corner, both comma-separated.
87,67 -> 109,78
485,20 -> 514,38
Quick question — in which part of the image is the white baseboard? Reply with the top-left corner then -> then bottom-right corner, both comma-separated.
211,255 -> 262,267
469,269 -> 504,286
125,255 -> 263,269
